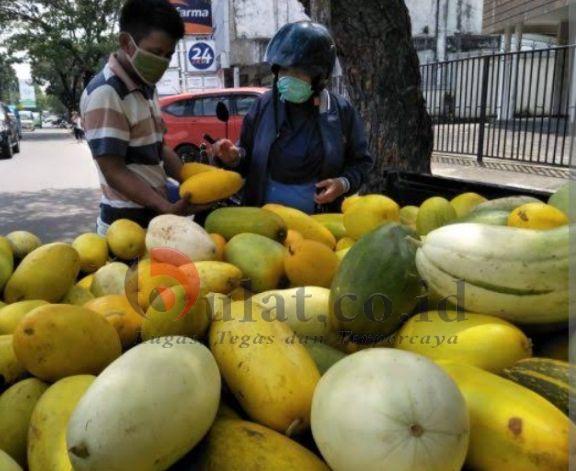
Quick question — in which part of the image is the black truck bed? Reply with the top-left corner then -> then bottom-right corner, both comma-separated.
381,172 -> 552,206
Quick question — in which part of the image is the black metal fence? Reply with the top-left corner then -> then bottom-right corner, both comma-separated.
420,45 -> 575,167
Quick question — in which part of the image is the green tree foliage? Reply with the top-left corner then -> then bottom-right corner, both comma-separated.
0,0 -> 122,112
0,53 -> 19,104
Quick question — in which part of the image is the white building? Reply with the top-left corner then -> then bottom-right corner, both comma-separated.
157,0 -> 560,95
212,0 -> 309,87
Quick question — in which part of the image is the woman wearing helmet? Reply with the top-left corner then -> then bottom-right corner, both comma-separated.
213,21 -> 374,214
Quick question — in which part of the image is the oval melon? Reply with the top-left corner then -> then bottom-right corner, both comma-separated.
548,182 -> 573,216
395,311 -> 532,373
450,192 -> 487,217
224,233 -> 286,293
330,223 -> 421,337
284,240 -> 339,288
209,301 -> 320,435
141,286 -> 210,341
311,213 -> 347,240
471,195 -> 541,214
205,207 -> 287,242
0,237 -> 13,293
6,231 -> 41,260
416,197 -> 457,236
251,287 -> 332,339
106,219 -> 146,261
304,342 -> 347,374
399,205 -> 419,229
188,419 -> 329,470
27,375 -> 95,471
454,209 -> 509,226
180,169 -> 244,204
0,378 -> 49,466
508,202 -> 568,229
311,349 -> 469,471
146,214 -> 216,262
263,204 -> 336,248
84,295 -> 143,348
0,300 -> 49,335
343,195 -> 400,240
13,304 -> 122,382
62,285 -> 95,306
90,262 -> 129,297
72,233 -> 108,273
66,338 -> 221,471
4,243 -> 80,303
0,335 -> 26,386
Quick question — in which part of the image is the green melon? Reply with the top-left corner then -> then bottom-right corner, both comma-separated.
548,182 -> 573,217
205,207 -> 287,242
450,192 -> 487,218
329,223 -> 421,336
304,342 -> 347,374
416,197 -> 457,236
471,196 -> 541,214
454,209 -> 510,226
502,358 -> 574,416
399,206 -> 419,229
311,214 -> 347,240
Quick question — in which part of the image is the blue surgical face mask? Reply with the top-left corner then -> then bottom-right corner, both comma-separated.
277,76 -> 313,104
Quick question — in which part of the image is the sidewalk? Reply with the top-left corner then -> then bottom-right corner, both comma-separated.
431,153 -> 571,193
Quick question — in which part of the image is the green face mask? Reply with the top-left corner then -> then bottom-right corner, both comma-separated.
277,75 -> 313,104
128,35 -> 170,85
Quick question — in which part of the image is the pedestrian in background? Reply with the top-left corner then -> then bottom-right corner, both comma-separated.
71,111 -> 85,143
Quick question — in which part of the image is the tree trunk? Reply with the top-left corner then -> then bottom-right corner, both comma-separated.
329,0 -> 433,191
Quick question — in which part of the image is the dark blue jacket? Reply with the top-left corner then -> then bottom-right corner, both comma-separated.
237,90 -> 374,208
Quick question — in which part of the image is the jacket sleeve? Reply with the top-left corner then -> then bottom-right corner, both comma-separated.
340,100 -> 374,194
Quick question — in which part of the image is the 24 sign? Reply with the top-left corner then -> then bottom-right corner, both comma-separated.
188,41 -> 216,72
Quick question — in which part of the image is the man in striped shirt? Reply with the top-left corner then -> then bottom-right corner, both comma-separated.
82,0 -> 203,235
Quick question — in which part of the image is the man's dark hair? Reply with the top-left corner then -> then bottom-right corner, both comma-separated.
120,0 -> 185,42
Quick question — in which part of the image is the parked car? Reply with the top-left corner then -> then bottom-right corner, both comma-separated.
0,103 -> 20,159
6,105 -> 22,138
32,112 -> 42,129
160,87 -> 268,162
19,110 -> 36,132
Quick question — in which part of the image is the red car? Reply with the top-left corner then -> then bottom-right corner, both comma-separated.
160,87 -> 268,162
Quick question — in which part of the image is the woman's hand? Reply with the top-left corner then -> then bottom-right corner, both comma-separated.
315,178 -> 347,205
212,139 -> 241,166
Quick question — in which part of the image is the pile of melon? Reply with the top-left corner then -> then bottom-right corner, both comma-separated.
0,179 -> 571,471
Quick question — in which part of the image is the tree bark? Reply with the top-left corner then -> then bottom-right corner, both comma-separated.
329,0 -> 433,190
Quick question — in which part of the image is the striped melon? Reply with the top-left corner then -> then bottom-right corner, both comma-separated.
502,358 -> 574,415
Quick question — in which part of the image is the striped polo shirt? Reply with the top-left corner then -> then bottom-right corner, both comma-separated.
81,54 -> 168,209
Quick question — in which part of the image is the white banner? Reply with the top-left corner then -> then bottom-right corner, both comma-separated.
157,69 -> 182,96
19,79 -> 36,108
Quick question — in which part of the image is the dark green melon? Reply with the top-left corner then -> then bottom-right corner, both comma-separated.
502,358 -> 574,415
329,223 -> 421,336
304,341 -> 347,374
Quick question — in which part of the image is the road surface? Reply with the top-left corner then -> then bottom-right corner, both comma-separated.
0,129 -> 101,242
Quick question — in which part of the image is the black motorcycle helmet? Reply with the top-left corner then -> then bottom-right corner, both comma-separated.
265,21 -> 337,84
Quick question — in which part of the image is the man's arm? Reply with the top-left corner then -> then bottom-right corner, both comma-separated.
97,155 -> 190,214
162,145 -> 184,182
